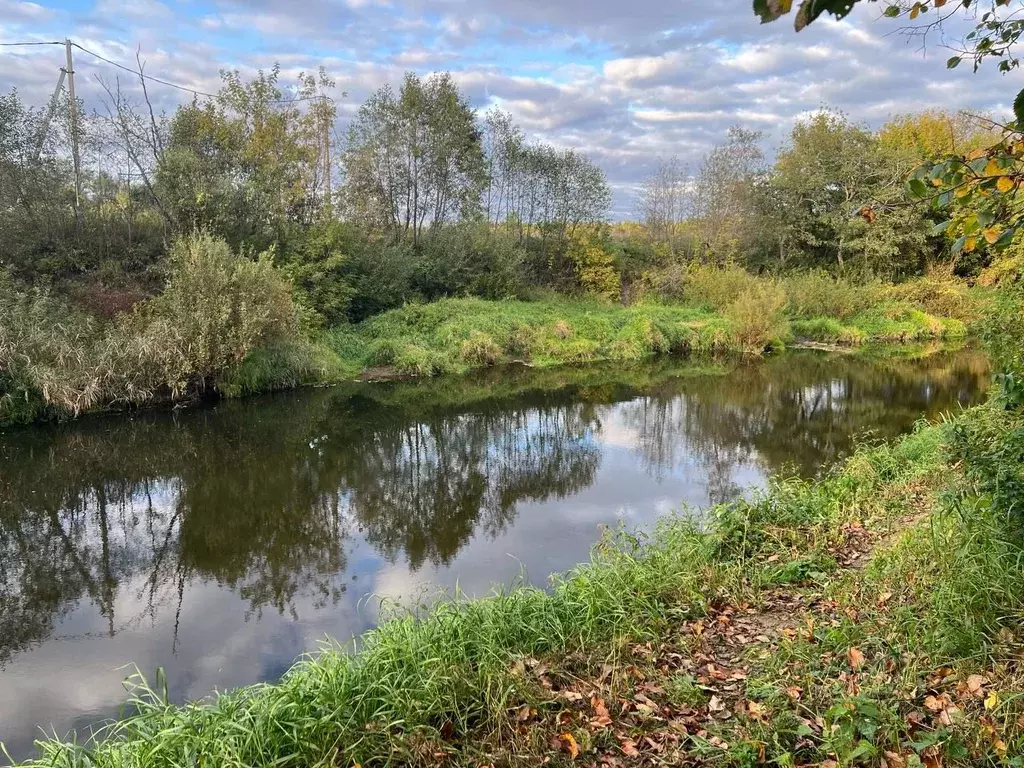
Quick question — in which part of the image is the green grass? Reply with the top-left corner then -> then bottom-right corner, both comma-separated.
791,301 -> 967,346
320,297 -> 971,384
324,297 -> 734,378
14,396 -> 1023,767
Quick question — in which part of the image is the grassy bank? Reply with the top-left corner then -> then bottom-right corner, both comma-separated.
0,241 -> 980,427
310,294 -> 965,385
11,393 -> 1023,766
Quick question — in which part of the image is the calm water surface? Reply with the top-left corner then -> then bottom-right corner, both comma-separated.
0,348 -> 990,760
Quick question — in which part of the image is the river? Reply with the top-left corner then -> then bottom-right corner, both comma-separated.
0,347 -> 990,761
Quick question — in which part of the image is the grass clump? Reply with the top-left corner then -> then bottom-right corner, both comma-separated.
723,280 -> 789,354
326,297 -> 736,379
1,233 -> 311,425
782,269 -> 885,320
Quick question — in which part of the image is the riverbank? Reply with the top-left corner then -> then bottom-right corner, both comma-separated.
0,283 -> 975,428
11,392 -> 1022,766
230,296 -> 969,393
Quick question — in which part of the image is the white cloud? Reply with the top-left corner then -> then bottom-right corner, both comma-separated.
0,0 -> 1012,217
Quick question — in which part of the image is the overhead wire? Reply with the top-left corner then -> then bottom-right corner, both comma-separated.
1,39 -> 334,104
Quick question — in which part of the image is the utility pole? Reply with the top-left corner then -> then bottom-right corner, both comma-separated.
34,67 -> 66,161
65,38 -> 83,230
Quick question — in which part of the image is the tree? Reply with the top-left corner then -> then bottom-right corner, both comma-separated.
158,66 -> 336,251
636,156 -> 689,251
342,72 -> 486,245
879,110 -> 1000,161
754,0 -> 1024,253
750,110 -> 932,277
692,127 -> 765,261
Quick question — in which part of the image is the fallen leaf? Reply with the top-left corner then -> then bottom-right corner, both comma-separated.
923,695 -> 945,712
847,647 -> 866,670
883,752 -> 907,768
559,733 -> 580,760
747,700 -> 768,720
967,674 -> 988,697
590,697 -> 612,728
785,686 -> 803,700
619,739 -> 640,757
985,691 -> 1000,710
708,695 -> 725,713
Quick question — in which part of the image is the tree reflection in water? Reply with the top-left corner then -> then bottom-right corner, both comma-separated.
0,347 -> 990,678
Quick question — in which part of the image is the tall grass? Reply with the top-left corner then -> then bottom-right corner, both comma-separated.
0,234 -> 306,424
326,297 -> 736,377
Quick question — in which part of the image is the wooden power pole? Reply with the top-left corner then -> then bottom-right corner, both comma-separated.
65,38 -> 83,229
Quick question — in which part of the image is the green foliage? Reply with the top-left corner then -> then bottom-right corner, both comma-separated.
326,298 -> 730,378
414,224 -> 529,301
0,234 -> 306,424
675,262 -> 762,312
723,280 -> 790,353
566,230 -> 621,301
782,270 -> 885,320
886,274 -> 978,322
127,233 -> 299,394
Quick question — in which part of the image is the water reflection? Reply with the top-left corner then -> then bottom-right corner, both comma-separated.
0,347 -> 990,759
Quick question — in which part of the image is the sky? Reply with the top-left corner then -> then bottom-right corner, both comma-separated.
0,0 -> 1017,215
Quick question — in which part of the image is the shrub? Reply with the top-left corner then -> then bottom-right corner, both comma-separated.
0,234 -> 303,423
782,270 -> 883,320
0,272 -> 104,421
724,281 -> 789,353
886,274 -> 976,322
682,262 -> 761,312
566,231 -> 621,301
129,233 -> 299,394
459,331 -> 503,367
503,324 -> 537,360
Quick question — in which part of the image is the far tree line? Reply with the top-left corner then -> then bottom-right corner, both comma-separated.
0,66 -> 1011,326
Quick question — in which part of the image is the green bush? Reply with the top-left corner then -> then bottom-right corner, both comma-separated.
782,270 -> 883,320
681,262 -> 762,311
126,233 -> 299,395
885,274 -> 977,322
0,234 -> 304,424
724,281 -> 789,353
415,224 -> 528,301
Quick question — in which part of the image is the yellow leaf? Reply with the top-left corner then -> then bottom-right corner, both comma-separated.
997,176 -> 1015,193
983,228 -> 1002,245
931,177 -> 943,187
559,732 -> 579,760
985,158 -> 1004,177
965,237 -> 978,253
967,148 -> 987,161
955,185 -> 973,198
910,3 -> 921,20
985,691 -> 1000,710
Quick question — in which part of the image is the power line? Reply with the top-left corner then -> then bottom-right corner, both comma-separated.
71,43 -> 334,104
71,42 -> 220,99
1,38 -> 335,105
